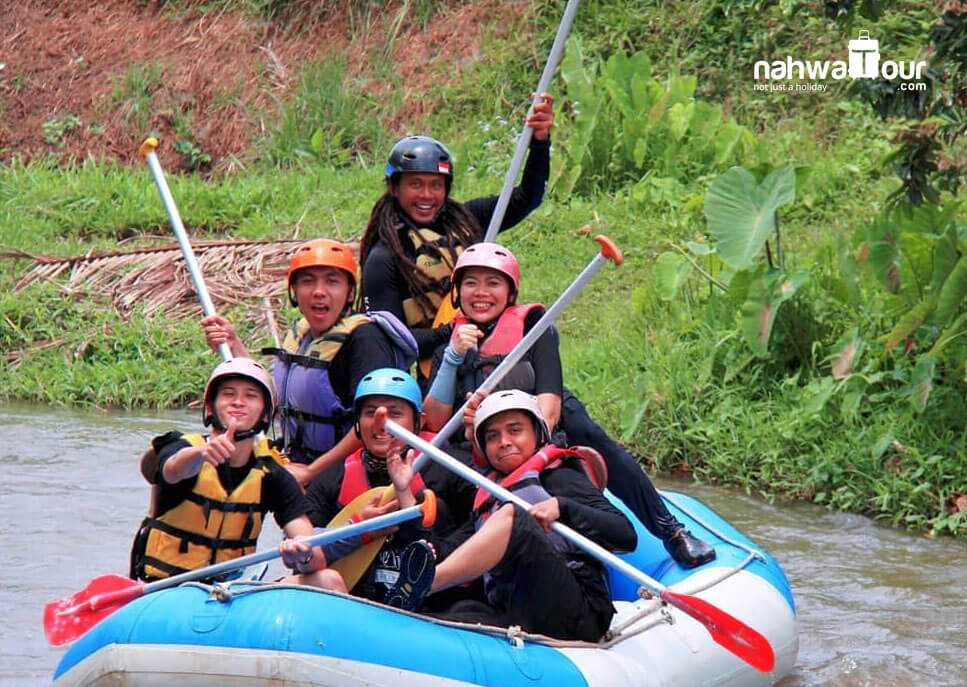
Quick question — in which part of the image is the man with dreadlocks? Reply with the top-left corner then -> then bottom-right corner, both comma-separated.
358,94 -> 554,385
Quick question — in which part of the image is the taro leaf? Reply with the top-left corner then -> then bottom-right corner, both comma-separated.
726,266 -> 757,306
553,36 -> 600,196
934,252 -> 967,325
740,269 -> 808,356
646,93 -> 669,131
687,240 -> 715,256
803,376 -> 836,415
713,121 -> 745,166
929,224 -> 960,294
865,216 -> 902,293
829,327 -> 863,379
668,102 -> 694,142
667,74 -> 696,105
929,311 -> 967,356
884,295 -> 937,350
704,165 -> 796,270
654,251 -> 691,301
910,354 -> 936,413
836,232 -> 862,305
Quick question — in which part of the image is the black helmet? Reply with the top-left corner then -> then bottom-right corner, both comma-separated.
385,136 -> 453,190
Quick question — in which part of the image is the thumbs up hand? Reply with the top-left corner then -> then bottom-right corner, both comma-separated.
203,417 -> 237,466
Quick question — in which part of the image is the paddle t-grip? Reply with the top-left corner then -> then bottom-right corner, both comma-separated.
593,234 -> 624,265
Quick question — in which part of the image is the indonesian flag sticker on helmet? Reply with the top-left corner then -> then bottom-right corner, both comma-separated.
385,135 -> 454,185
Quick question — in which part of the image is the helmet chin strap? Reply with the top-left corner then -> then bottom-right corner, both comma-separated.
203,410 -> 270,441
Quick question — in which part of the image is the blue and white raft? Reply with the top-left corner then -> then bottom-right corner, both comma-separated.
53,491 -> 798,687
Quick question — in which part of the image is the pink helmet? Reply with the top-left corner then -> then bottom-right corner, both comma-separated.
203,357 -> 275,437
472,389 -> 550,459
451,242 -> 520,295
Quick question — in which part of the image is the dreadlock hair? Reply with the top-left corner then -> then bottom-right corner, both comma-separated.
359,189 -> 482,322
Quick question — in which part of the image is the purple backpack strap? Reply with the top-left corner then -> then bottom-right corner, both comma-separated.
365,310 -> 419,369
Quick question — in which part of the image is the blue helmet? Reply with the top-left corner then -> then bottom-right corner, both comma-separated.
385,136 -> 453,189
354,368 -> 423,416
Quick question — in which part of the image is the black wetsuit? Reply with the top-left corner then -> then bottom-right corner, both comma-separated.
360,139 -> 550,359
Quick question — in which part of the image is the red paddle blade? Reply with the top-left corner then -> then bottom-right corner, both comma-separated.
661,588 -> 776,673
44,574 -> 144,646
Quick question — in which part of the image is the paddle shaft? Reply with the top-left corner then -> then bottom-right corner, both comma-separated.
389,420 -> 666,595
147,501 -> 427,594
61,500 -> 430,616
413,236 -> 619,472
482,0 -> 582,242
381,420 -> 776,673
141,140 -> 231,361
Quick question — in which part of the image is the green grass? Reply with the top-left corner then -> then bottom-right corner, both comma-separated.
2,0 -> 964,535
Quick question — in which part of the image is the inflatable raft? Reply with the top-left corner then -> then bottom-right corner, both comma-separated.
52,490 -> 798,686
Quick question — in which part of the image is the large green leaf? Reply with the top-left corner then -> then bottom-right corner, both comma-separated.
828,327 -> 863,379
740,269 -> 808,355
929,311 -> 967,356
864,216 -> 902,293
668,102 -> 694,142
884,295 -> 937,350
909,354 -> 936,413
930,224 -> 960,293
935,252 -> 967,325
654,251 -> 691,301
704,165 -> 796,270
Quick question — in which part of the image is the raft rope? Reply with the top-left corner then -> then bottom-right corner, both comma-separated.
658,491 -> 767,596
176,494 -> 767,651
660,491 -> 766,563
182,579 -> 667,649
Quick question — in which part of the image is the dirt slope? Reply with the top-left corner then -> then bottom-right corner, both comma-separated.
0,0 -> 519,171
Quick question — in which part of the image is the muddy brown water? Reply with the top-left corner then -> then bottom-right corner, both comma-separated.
2,402 -> 965,685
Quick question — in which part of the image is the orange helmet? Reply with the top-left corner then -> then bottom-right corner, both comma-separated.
287,239 -> 358,306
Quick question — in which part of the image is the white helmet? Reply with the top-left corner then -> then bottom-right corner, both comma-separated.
203,358 -> 275,439
472,389 -> 550,458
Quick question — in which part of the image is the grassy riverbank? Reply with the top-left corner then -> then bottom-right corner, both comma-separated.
2,0 -> 965,535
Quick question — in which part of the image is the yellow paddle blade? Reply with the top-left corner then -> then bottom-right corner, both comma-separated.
432,291 -> 459,328
419,289 -> 460,378
327,485 -> 395,591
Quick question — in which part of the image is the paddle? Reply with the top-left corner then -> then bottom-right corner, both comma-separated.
413,234 -> 623,472
482,0 -> 582,242
326,485 -> 394,590
376,413 -> 777,673
318,235 -> 620,590
44,490 -> 437,646
138,137 -> 231,361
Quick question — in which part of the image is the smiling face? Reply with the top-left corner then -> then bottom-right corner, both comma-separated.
291,266 -> 353,337
481,409 -> 538,474
457,266 -> 513,325
392,172 -> 447,225
357,396 -> 418,459
211,378 -> 266,434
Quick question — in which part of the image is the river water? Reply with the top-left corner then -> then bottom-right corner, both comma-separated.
2,402 -> 965,686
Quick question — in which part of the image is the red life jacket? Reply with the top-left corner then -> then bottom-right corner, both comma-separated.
452,303 -> 544,371
472,444 -> 608,518
337,431 -> 434,507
